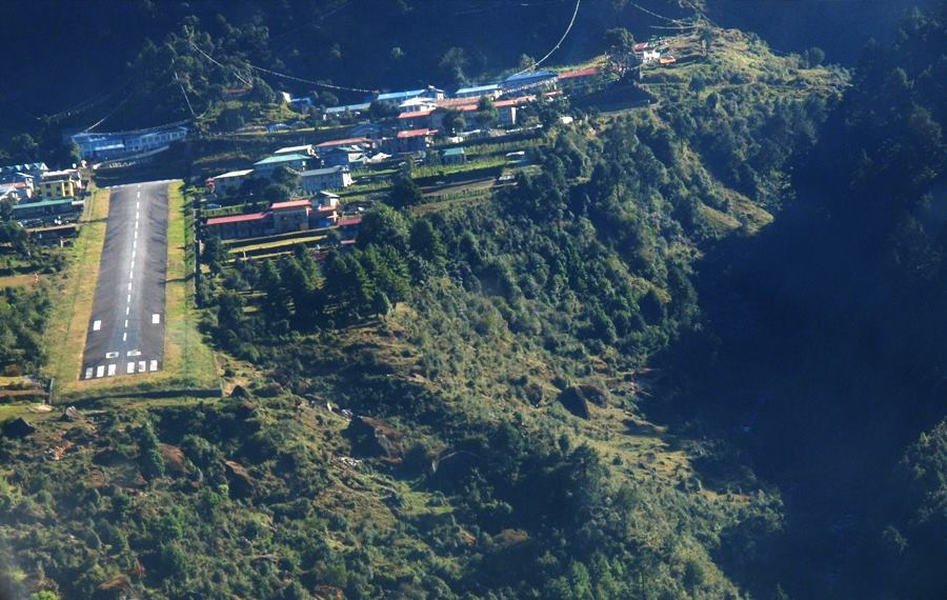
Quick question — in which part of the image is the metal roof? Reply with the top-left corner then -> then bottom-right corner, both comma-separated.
206,212 -> 268,226
504,70 -> 556,83
315,137 -> 371,148
396,128 -> 435,138
12,198 -> 79,210
254,153 -> 309,166
455,83 -> 499,95
274,144 -> 313,155
213,169 -> 255,179
301,165 -> 347,177
270,199 -> 312,211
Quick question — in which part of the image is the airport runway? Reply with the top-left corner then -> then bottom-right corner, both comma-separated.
81,181 -> 168,380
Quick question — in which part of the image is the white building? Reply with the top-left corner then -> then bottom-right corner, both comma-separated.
300,166 -> 353,194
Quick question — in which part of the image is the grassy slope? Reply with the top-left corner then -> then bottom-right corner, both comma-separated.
2,26 -> 847,599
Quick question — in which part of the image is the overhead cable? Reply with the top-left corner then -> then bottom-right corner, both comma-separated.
510,0 -> 581,77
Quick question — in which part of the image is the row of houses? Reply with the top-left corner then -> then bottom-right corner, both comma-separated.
0,162 -> 87,225
204,191 -> 361,240
324,67 -> 599,122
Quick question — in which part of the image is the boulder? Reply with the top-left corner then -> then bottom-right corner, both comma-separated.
159,444 -> 189,477
62,405 -> 84,422
346,416 -> 403,462
98,575 -> 132,599
223,459 -> 255,498
230,385 -> 251,399
558,387 -> 590,419
575,383 -> 609,407
523,382 -> 545,406
1,417 -> 35,439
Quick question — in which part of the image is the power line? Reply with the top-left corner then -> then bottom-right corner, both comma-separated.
84,91 -> 134,132
246,63 -> 377,94
175,72 -> 196,118
189,40 -> 253,87
510,0 -> 582,77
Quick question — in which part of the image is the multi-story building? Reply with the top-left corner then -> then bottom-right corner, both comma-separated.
300,166 -> 353,194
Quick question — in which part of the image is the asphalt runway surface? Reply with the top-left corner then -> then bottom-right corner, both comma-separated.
81,181 -> 169,380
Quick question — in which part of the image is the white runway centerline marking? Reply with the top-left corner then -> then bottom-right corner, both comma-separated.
92,320 -> 101,331
127,293 -> 131,303
122,332 -> 127,342
124,319 -> 128,328
127,282 -> 132,291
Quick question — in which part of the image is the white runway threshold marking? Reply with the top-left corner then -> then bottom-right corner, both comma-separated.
107,364 -> 116,377
92,320 -> 101,331
96,365 -> 105,378
85,367 -> 93,379
138,360 -> 146,372
126,362 -> 135,374
152,313 -> 160,324
150,360 -> 158,372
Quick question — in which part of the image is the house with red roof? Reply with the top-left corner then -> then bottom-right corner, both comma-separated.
205,212 -> 270,240
270,199 -> 312,233
397,109 -> 435,130
384,129 -> 437,154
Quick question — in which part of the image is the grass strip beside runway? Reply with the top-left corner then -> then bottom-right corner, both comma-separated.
161,181 -> 219,392
43,181 -> 111,398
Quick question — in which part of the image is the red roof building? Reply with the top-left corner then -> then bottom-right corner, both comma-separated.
396,128 -> 437,138
398,109 -> 434,119
206,212 -> 267,226
270,199 -> 312,211
397,109 -> 435,130
205,212 -> 270,240
558,66 -> 599,80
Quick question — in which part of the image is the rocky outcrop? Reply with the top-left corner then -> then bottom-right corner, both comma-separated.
346,416 -> 404,462
223,459 -> 255,498
558,387 -> 590,419
1,417 -> 35,439
558,383 -> 610,418
160,444 -> 189,477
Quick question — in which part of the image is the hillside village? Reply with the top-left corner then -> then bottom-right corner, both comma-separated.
0,36 -> 686,264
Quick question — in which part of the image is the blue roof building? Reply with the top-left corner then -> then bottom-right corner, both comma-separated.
253,153 -> 310,176
454,83 -> 500,99
502,70 -> 557,91
0,162 -> 48,183
374,86 -> 445,104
